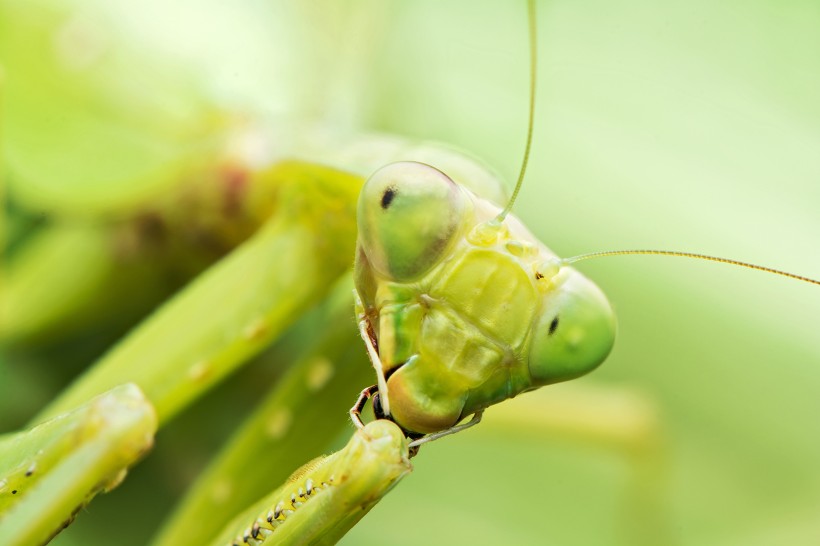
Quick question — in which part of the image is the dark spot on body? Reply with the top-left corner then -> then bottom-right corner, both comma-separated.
25,470 -> 33,477
381,186 -> 397,209
11,490 -> 17,494
548,316 -> 559,335
535,271 -> 544,280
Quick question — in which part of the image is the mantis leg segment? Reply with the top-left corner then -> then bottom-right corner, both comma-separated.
0,384 -> 156,546
355,291 -> 390,416
151,281 -> 373,546
349,384 -> 379,431
33,161 -> 363,426
407,410 -> 484,449
209,420 -> 411,546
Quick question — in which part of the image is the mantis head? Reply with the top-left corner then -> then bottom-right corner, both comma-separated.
354,161 -> 615,435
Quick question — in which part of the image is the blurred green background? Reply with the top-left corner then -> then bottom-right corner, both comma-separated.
2,0 -> 819,544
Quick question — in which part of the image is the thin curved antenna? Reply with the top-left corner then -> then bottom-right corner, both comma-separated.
496,0 -> 537,222
562,249 -> 820,286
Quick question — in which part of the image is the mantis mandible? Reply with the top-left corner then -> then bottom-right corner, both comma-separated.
1,0 -> 820,540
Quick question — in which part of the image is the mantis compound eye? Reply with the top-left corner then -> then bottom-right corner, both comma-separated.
528,272 -> 616,385
357,162 -> 468,281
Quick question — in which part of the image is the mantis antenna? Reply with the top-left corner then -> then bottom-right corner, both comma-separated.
495,0 -> 537,222
562,250 -> 820,286
492,4 -> 819,289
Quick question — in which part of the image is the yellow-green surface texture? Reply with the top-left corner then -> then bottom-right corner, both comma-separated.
1,1 -> 818,545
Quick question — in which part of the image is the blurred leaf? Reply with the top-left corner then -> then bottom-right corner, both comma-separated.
0,0 -> 225,216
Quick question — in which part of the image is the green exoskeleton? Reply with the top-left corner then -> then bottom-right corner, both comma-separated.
2,0 -> 820,544
353,162 -> 614,436
212,420 -> 411,546
0,384 -> 156,546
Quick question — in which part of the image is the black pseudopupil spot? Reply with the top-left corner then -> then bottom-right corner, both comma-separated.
548,316 -> 559,335
381,187 -> 397,209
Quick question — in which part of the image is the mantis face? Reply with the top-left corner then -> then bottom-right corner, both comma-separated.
355,161 -> 616,435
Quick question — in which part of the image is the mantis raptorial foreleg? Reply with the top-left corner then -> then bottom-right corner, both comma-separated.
151,278 -> 372,546
2,159 -> 365,542
0,384 -> 156,546
32,161 -> 363,426
209,420 -> 411,546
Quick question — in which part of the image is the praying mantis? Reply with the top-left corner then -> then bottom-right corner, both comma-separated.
2,0 -> 820,545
